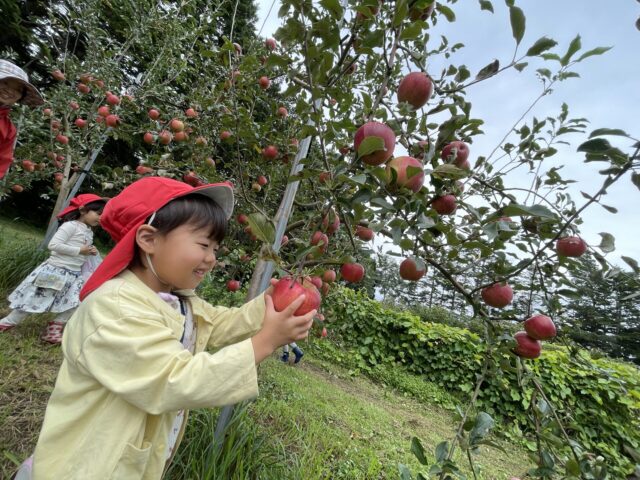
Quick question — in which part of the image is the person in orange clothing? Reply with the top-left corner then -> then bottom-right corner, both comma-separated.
0,59 -> 44,179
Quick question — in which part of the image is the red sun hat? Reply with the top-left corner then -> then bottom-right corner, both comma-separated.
56,193 -> 109,218
80,176 -> 234,300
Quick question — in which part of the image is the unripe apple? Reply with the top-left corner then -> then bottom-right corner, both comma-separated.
556,236 -> 587,257
399,258 -> 426,281
340,263 -> 365,283
386,156 -> 425,193
43,108 -> 52,117
272,277 -> 321,316
513,332 -> 541,359
524,314 -> 556,340
481,282 -> 513,308
353,121 -> 396,166
319,171 -> 331,184
397,72 -> 433,109
251,182 -> 262,192
432,195 -> 457,215
409,0 -> 436,21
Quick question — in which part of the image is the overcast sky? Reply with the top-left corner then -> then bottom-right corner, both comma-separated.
256,0 -> 640,265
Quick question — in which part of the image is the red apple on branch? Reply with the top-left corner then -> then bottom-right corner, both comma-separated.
397,72 -> 433,109
265,38 -> 277,50
148,108 -> 160,120
481,282 -> 514,308
259,76 -> 271,89
354,121 -> 396,166
322,270 -> 336,283
513,332 -> 541,359
386,156 -> 425,193
556,236 -> 587,257
432,195 -> 457,215
262,145 -> 278,160
355,225 -> 374,241
52,69 -> 65,81
399,258 -> 426,281
341,263 -> 365,283
524,314 -> 556,340
441,141 -> 470,168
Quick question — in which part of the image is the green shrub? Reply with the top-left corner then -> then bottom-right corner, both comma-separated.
0,233 -> 49,298
322,287 -> 640,476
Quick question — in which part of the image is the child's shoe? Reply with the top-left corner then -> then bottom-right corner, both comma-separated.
41,321 -> 65,345
292,346 -> 304,364
281,351 -> 289,362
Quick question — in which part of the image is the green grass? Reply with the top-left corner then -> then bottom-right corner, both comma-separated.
0,216 -> 532,478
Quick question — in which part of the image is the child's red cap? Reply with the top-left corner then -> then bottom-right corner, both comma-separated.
80,176 -> 234,300
56,193 -> 109,218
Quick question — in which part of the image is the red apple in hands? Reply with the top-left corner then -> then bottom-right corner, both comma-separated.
513,332 -> 541,359
354,121 -> 396,166
386,156 -> 425,193
341,263 -> 365,283
481,282 -> 513,308
397,72 -> 433,109
272,277 -> 321,316
524,314 -> 556,340
399,258 -> 426,281
556,236 -> 587,257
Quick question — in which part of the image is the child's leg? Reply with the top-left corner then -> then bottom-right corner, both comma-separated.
41,308 -> 75,344
0,309 -> 29,331
291,342 -> 304,363
281,344 -> 290,362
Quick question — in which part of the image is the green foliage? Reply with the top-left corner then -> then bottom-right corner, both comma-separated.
323,287 -> 640,476
0,232 -> 49,297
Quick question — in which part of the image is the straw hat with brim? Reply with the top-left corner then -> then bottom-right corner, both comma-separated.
56,193 -> 110,219
0,60 -> 44,107
79,176 -> 235,300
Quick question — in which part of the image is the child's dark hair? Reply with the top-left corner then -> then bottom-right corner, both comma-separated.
147,194 -> 228,243
58,200 -> 107,224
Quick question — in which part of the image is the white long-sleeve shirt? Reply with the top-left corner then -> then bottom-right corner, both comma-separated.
47,220 -> 94,271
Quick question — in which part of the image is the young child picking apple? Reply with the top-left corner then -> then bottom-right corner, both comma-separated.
17,177 -> 315,480
0,194 -> 107,344
0,59 -> 44,179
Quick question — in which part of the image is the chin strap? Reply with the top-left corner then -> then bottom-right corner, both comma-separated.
145,212 -> 171,288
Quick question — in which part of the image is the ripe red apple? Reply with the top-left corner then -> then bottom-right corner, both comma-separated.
513,332 -> 541,359
319,171 -> 331,184
272,277 -> 321,316
386,156 -> 425,193
262,145 -> 278,160
170,118 -> 185,132
237,213 -> 249,225
93,79 -> 105,89
52,69 -> 65,81
397,72 -> 433,109
21,160 -> 35,172
441,141 -> 470,168
341,263 -> 365,283
69,101 -> 79,110
96,116 -> 104,124
56,154 -> 65,162
257,175 -> 268,186
185,108 -> 198,118
227,280 -> 241,292
265,38 -> 277,50
54,172 -> 64,183
354,121 -> 396,166
280,235 -> 289,247
240,254 -> 251,262
432,195 -> 457,215
399,258 -> 426,281
355,225 -> 374,241
321,282 -> 330,296
136,165 -> 153,175
481,282 -> 513,308
74,118 -> 87,129
322,269 -> 336,283
220,130 -> 232,141
143,132 -> 154,144
277,106 -> 288,118
524,314 -> 556,340
51,120 -> 61,131
55,134 -> 69,145
321,209 -> 340,234
259,76 -> 271,89
106,94 -> 120,105
77,83 -> 91,94
311,231 -> 329,253
43,108 -> 52,117
310,276 -> 323,289
11,184 -> 24,193
97,105 -> 110,117
158,130 -> 172,145
148,108 -> 160,120
409,0 -> 436,21
183,171 -> 202,187
174,131 -> 188,142
556,236 -> 587,257
105,114 -> 119,127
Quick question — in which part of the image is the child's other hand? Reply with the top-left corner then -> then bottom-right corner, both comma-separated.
251,293 -> 315,364
80,245 -> 98,256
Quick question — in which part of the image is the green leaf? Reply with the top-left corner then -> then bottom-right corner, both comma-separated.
576,46 -> 612,62
398,464 -> 413,480
502,203 -> 556,219
357,136 -> 386,159
247,213 -> 276,244
437,4 -> 456,22
565,458 -> 581,476
509,6 -> 526,46
435,441 -> 449,462
598,232 -> 615,253
526,36 -> 557,56
589,128 -> 630,138
411,437 -> 429,465
621,256 -> 640,273
475,59 -> 500,80
401,22 -> 424,41
514,62 -> 528,72
320,0 -> 344,20
577,138 -> 612,154
431,164 -> 469,180
632,172 -> 640,191
601,204 -> 618,214
561,34 -> 582,65
478,0 -> 493,12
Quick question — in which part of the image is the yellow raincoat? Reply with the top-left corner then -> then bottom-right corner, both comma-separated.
32,269 -> 265,479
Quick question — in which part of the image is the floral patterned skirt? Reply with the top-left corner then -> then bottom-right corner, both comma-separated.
8,262 -> 84,313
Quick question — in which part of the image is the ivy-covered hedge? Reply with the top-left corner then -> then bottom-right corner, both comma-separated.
322,287 -> 640,476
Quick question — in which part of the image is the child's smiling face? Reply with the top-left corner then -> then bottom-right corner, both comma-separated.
0,79 -> 25,106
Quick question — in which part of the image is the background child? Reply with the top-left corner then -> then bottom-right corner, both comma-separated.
24,177 -> 315,479
281,342 -> 304,363
0,59 -> 44,179
0,194 -> 107,343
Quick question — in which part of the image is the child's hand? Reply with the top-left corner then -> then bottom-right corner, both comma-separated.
251,293 -> 316,364
80,245 -> 98,255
